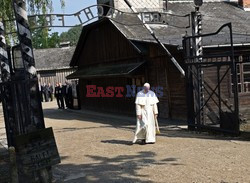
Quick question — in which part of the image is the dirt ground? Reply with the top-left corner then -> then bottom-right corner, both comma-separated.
1,101 -> 250,183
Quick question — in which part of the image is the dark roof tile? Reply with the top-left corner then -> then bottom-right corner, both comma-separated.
34,47 -> 76,70
112,2 -> 250,46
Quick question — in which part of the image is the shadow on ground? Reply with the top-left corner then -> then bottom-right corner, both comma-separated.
101,139 -> 133,146
44,108 -> 250,141
53,151 -> 181,183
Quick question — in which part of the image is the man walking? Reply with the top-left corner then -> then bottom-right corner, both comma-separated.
133,83 -> 159,145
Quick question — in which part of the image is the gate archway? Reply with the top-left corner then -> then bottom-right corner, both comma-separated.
183,23 -> 240,134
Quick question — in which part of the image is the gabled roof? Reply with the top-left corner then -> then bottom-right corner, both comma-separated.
34,47 -> 75,71
111,2 -> 250,46
70,2 -> 250,66
70,18 -> 147,67
167,2 -> 250,45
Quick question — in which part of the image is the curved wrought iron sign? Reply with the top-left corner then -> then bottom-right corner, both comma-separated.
4,4 -> 190,34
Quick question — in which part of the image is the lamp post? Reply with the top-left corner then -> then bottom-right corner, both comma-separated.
12,45 -> 24,70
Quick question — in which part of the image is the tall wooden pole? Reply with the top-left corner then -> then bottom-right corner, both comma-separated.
12,1 -> 51,182
12,0 -> 45,133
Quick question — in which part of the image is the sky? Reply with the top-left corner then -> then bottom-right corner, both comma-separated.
50,0 -> 97,34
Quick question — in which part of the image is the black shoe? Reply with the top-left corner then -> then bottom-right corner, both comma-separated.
140,140 -> 146,145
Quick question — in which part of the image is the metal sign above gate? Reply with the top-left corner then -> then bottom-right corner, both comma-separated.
3,4 -> 190,34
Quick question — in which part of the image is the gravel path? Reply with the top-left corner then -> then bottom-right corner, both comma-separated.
40,102 -> 250,183
1,102 -> 250,183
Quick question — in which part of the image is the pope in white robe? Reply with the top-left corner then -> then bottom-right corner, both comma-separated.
133,83 -> 159,144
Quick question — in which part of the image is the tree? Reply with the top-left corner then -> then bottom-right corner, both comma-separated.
32,30 -> 60,49
60,26 -> 83,46
31,16 -> 49,48
31,16 -> 60,49
48,32 -> 60,48
0,0 -> 65,43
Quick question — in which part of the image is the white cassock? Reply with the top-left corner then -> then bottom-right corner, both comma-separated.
133,90 -> 159,143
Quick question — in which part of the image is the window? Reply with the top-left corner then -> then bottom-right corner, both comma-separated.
232,62 -> 250,93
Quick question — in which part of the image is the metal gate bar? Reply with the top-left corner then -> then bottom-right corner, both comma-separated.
183,23 -> 240,134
